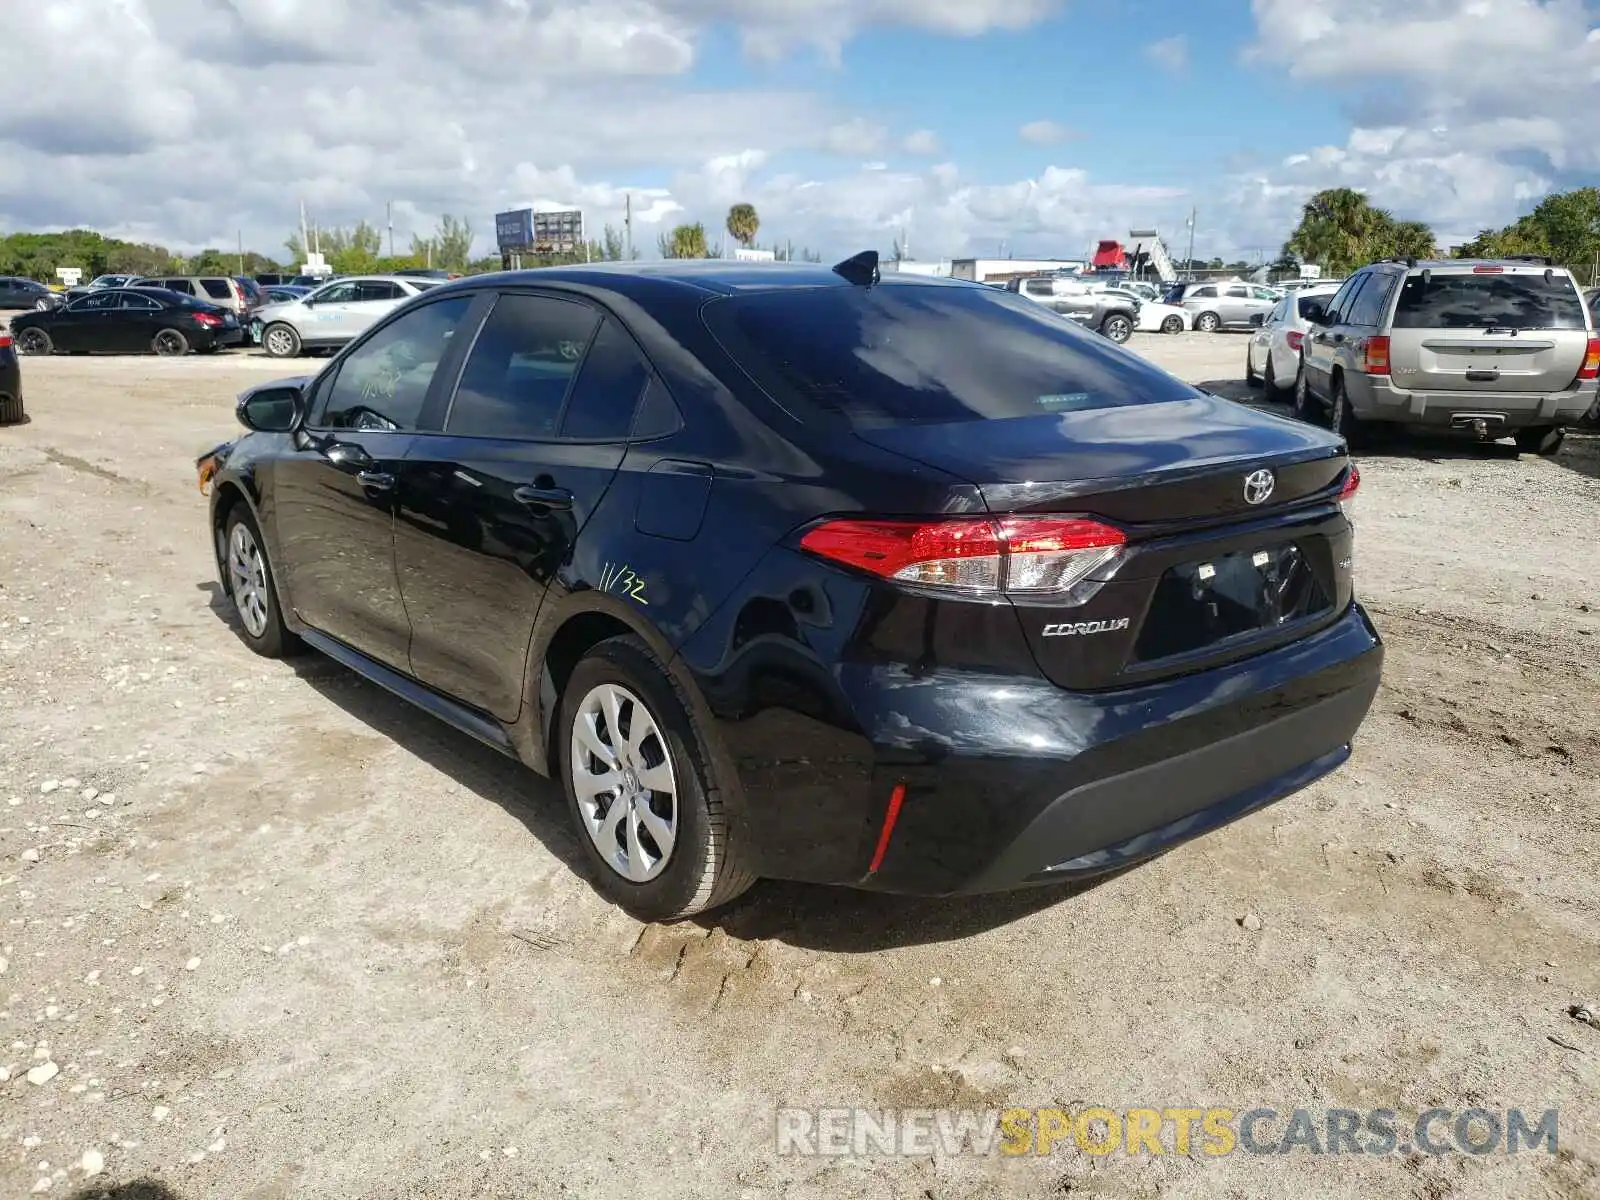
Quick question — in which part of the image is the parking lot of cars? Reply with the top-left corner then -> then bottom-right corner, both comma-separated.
2,322 -> 1597,1197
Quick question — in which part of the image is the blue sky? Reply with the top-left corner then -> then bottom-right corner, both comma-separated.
1,1 -> 1595,263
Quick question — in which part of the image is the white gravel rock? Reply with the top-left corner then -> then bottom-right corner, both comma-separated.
27,1061 -> 59,1085
79,1148 -> 104,1177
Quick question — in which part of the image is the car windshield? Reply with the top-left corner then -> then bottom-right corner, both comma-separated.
1392,272 -> 1586,330
702,282 -> 1198,428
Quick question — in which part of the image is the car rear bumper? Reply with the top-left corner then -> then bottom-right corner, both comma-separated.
1352,375 -> 1596,427
709,601 -> 1382,896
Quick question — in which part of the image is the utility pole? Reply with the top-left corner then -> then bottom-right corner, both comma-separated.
237,230 -> 243,275
386,201 -> 394,258
624,193 -> 633,261
299,200 -> 309,268
1185,207 -> 1197,280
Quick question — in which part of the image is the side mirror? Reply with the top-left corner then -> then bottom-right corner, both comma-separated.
237,384 -> 304,433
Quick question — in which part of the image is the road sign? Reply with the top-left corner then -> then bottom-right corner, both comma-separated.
56,267 -> 82,287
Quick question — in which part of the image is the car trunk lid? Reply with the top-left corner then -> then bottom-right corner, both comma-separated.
854,396 -> 1354,689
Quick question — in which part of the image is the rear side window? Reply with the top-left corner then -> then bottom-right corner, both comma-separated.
559,319 -> 651,440
703,283 -> 1198,428
166,279 -> 195,295
1393,272 -> 1586,330
1345,275 -> 1395,326
200,279 -> 232,299
1189,286 -> 1217,299
446,294 -> 600,439
355,281 -> 404,302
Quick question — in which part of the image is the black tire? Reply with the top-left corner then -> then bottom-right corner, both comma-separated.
221,506 -> 298,658
1514,425 -> 1565,456
1261,353 -> 1287,401
558,635 -> 756,921
1160,314 -> 1184,334
152,328 -> 188,357
1330,375 -> 1366,446
1244,350 -> 1261,387
16,327 -> 51,355
261,323 -> 301,359
0,393 -> 24,424
1100,313 -> 1133,344
1195,311 -> 1221,333
1291,361 -> 1319,423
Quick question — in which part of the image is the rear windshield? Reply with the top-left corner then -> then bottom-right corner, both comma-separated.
702,282 -> 1198,427
1393,272 -> 1586,330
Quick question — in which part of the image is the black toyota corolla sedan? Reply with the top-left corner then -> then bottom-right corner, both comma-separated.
11,287 -> 243,356
196,254 -> 1382,922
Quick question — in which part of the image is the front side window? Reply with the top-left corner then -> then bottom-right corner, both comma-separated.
314,296 -> 474,431
311,281 -> 358,305
445,294 -> 600,439
1189,286 -> 1218,299
166,279 -> 196,295
68,292 -> 120,312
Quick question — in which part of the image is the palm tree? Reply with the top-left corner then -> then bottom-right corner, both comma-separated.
1287,188 -> 1395,276
666,222 -> 710,259
725,203 -> 760,249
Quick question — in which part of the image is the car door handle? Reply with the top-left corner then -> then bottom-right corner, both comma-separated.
513,485 -> 573,510
356,470 -> 395,491
324,442 -> 373,469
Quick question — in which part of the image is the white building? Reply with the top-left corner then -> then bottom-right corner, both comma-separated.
950,257 -> 1086,283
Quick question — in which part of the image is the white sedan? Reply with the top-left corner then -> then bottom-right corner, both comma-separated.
1088,284 -> 1191,333
1245,284 -> 1340,403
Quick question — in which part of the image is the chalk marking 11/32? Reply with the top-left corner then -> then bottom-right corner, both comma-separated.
598,562 -> 649,605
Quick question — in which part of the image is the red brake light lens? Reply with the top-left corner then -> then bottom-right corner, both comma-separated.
1361,334 -> 1391,375
1471,265 -> 1504,274
0,332 -> 11,349
191,311 -> 223,328
1285,330 -> 1305,353
799,515 -> 1126,603
1579,337 -> 1600,382
1336,463 -> 1360,504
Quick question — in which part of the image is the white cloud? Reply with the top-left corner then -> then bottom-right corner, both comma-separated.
1018,119 -> 1078,145
1144,34 -> 1188,72
821,118 -> 890,156
902,129 -> 942,155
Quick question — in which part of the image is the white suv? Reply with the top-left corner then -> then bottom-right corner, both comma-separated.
253,275 -> 441,358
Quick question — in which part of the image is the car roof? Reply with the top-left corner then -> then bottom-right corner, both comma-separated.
1370,258 -> 1573,274
425,260 -> 964,299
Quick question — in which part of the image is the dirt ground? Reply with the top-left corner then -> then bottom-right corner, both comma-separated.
1,332 -> 1597,1200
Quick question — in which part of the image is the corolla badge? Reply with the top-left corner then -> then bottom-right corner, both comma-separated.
1243,468 -> 1276,505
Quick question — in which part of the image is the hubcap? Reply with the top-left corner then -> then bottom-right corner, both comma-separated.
157,333 -> 181,355
227,523 -> 270,638
569,682 -> 678,883
265,328 -> 293,356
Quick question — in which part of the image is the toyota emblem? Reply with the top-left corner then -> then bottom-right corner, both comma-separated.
1243,468 -> 1275,505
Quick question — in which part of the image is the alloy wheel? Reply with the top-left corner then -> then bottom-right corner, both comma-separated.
227,522 -> 270,638
569,682 -> 678,883
18,328 -> 49,354
263,326 -> 296,357
154,330 -> 185,356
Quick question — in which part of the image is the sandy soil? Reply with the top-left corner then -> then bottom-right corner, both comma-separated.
1,334 -> 1597,1199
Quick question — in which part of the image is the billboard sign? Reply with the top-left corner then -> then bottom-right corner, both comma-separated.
531,209 -> 584,254
495,208 -> 534,251
733,247 -> 776,262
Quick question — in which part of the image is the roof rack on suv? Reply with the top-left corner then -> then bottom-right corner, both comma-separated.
1374,257 -> 1417,268
1502,254 -> 1554,266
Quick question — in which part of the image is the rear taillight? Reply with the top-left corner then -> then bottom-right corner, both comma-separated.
1285,330 -> 1304,353
192,312 -> 222,328
0,332 -> 11,349
1360,334 -> 1390,376
799,515 -> 1126,604
1471,265 -> 1504,274
1336,463 -> 1360,519
1578,337 -> 1600,382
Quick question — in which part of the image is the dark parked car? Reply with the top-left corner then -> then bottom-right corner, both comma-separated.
0,329 -> 22,423
10,287 -> 243,356
0,276 -> 56,311
195,255 -> 1382,922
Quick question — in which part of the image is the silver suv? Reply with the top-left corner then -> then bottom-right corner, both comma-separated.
252,275 -> 439,358
1295,257 -> 1597,454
